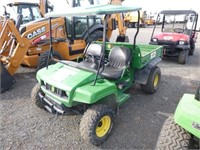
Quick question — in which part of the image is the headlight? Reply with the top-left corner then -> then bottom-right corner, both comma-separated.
179,40 -> 185,45
152,38 -> 158,42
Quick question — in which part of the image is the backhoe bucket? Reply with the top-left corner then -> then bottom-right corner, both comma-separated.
1,63 -> 16,93
116,35 -> 129,42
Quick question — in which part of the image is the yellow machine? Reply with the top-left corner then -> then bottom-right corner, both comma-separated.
0,0 -> 128,92
124,10 -> 147,28
0,0 -> 53,26
145,13 -> 155,26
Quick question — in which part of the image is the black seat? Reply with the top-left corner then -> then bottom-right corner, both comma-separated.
79,43 -> 102,70
102,46 -> 131,80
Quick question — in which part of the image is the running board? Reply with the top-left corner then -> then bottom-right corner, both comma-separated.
117,92 -> 130,106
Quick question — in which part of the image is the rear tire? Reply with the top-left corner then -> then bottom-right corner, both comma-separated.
156,115 -> 192,150
86,30 -> 108,44
31,83 -> 44,109
37,51 -> 62,70
79,104 -> 115,145
141,66 -> 161,94
178,50 -> 188,64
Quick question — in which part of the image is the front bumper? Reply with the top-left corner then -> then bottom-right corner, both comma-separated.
38,92 -> 70,114
150,41 -> 189,56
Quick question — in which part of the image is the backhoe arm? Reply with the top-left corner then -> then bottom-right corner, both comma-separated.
107,0 -> 127,41
39,0 -> 53,16
0,20 -> 29,75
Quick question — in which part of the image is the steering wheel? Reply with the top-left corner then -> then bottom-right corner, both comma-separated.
174,28 -> 184,33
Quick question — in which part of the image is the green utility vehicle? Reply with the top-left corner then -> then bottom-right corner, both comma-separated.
31,4 -> 163,145
156,84 -> 200,149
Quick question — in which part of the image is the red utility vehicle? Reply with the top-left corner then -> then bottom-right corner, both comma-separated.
150,10 -> 198,64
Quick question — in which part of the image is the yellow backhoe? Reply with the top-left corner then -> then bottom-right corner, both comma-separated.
0,0 -> 53,30
0,0 -> 128,92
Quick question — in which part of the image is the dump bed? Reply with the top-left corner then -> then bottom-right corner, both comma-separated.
95,41 -> 163,69
133,44 -> 163,68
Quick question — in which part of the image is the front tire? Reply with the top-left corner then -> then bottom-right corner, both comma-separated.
178,50 -> 188,64
79,104 -> 115,145
141,66 -> 161,94
31,83 -> 44,109
156,115 -> 192,150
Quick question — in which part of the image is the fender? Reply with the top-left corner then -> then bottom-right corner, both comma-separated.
96,94 -> 118,112
134,57 -> 162,85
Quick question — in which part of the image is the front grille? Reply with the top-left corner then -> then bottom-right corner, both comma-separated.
158,40 -> 178,45
41,80 -> 68,98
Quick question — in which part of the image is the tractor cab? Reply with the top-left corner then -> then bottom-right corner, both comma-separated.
5,2 -> 43,24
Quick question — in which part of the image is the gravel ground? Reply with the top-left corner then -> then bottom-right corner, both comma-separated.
1,26 -> 200,150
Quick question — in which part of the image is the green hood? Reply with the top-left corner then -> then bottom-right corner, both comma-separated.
174,94 -> 200,138
36,62 -> 117,106
36,62 -> 96,91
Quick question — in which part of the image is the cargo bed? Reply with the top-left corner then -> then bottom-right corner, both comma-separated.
95,41 -> 163,69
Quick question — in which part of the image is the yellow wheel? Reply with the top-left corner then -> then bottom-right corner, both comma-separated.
153,74 -> 159,87
141,66 -> 161,94
80,104 -> 115,145
96,116 -> 111,138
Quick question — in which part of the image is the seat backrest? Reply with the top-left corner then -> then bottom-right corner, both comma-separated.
78,43 -> 102,70
108,46 -> 131,68
85,43 -> 102,57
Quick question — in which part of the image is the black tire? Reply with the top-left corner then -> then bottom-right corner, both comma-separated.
79,104 -> 115,145
189,44 -> 195,55
31,83 -> 44,109
86,30 -> 108,44
156,115 -> 192,150
178,50 -> 188,64
195,84 -> 200,100
133,22 -> 138,28
128,23 -> 133,28
141,66 -> 161,94
37,51 -> 62,70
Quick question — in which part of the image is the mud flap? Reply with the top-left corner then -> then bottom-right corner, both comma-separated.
1,63 -> 16,93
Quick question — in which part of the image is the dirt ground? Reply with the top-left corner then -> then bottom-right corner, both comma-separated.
1,27 -> 200,150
